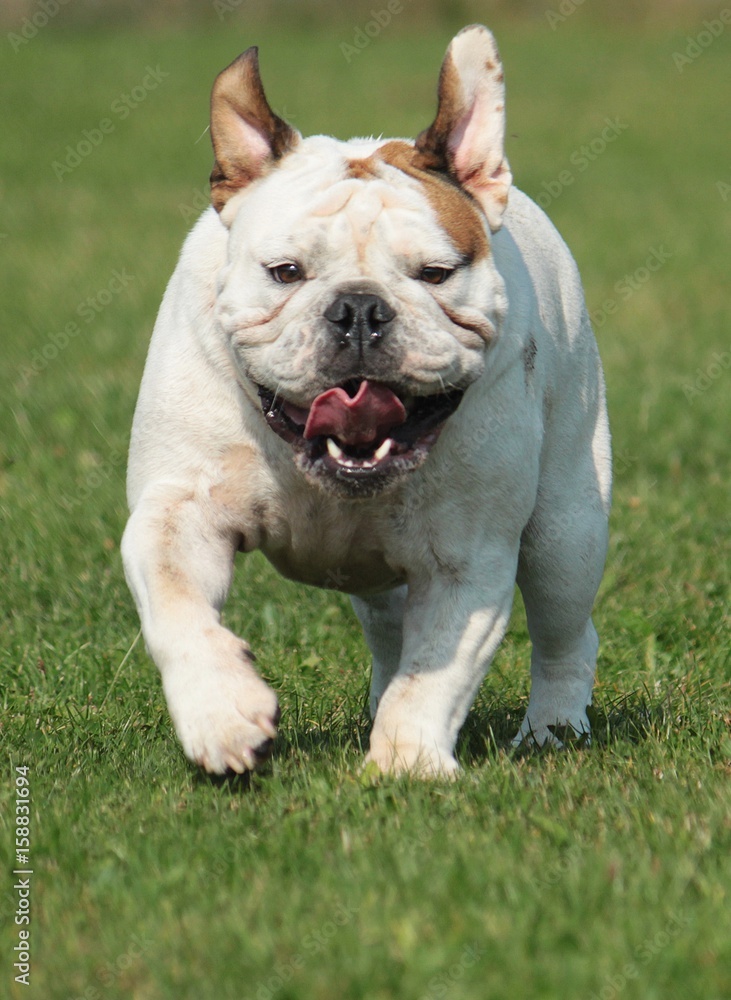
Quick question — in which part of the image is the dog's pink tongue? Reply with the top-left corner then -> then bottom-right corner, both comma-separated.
304,380 -> 406,446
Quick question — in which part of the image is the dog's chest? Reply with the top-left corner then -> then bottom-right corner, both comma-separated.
263,539 -> 404,594
259,500 -> 406,594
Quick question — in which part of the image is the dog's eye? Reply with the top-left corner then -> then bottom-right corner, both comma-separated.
269,263 -> 304,284
419,266 -> 454,285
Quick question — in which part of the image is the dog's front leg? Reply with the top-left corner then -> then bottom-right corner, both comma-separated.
366,545 -> 519,776
121,486 -> 279,774
351,586 -> 407,719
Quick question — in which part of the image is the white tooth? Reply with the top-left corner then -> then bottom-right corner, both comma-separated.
327,438 -> 344,460
374,438 -> 393,461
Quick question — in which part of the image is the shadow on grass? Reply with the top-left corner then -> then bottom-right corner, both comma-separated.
459,678 -> 727,766
456,691 -> 654,762
187,677 -> 727,789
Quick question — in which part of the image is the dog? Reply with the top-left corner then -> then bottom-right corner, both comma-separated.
121,25 -> 611,776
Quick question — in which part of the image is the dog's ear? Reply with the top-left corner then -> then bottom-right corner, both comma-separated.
415,25 -> 511,232
209,47 -> 299,213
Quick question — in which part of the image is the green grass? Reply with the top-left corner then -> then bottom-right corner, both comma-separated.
1,12 -> 730,1000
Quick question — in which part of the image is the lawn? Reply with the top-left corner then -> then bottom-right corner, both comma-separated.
1,9 -> 730,1000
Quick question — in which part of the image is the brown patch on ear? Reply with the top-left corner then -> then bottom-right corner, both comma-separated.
210,47 -> 298,212
349,139 -> 489,262
413,51 -> 461,175
415,54 -> 494,191
414,26 -> 512,232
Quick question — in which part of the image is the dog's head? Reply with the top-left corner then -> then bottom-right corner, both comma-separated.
211,25 -> 511,496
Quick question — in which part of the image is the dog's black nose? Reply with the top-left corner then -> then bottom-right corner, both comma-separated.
324,292 -> 395,349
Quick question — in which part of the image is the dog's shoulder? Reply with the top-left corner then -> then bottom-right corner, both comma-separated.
496,188 -> 591,345
499,189 -> 581,292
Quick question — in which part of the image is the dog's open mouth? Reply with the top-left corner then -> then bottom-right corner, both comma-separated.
256,378 -> 464,491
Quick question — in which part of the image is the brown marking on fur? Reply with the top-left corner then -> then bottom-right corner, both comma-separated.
151,492 -> 200,605
156,558 -> 190,595
209,444 -> 261,510
346,157 -> 379,181
159,493 -> 194,542
209,444 -> 281,551
154,554 -> 197,607
347,139 -> 489,262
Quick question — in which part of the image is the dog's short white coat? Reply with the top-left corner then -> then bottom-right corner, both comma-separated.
122,26 -> 611,776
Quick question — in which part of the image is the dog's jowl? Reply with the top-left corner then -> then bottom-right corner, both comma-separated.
122,25 -> 611,776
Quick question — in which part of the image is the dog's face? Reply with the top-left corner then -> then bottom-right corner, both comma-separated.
210,27 -> 512,496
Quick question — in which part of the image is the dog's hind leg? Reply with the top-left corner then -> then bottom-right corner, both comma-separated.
514,488 -> 609,749
351,586 -> 407,719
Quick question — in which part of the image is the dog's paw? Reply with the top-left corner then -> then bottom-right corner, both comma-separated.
163,648 -> 280,774
511,713 -> 591,751
365,733 -> 459,779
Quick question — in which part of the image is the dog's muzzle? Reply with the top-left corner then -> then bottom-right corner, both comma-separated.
256,375 -> 464,495
254,291 -> 465,496
323,291 -> 395,351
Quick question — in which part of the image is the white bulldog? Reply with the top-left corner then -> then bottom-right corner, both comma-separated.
122,25 -> 611,776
